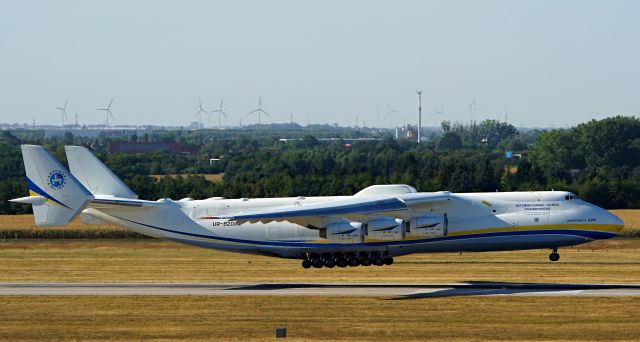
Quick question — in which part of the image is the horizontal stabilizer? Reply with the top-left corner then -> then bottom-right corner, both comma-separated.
10,196 -> 47,205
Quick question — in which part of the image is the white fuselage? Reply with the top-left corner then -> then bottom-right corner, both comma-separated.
86,189 -> 623,259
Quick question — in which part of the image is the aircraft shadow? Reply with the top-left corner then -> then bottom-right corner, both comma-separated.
388,281 -> 640,300
226,281 -> 640,299
398,261 -> 640,265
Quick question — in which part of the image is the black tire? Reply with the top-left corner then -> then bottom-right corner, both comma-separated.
372,257 -> 384,266
312,258 -> 324,268
324,259 -> 336,268
360,258 -> 372,266
549,253 -> 560,262
301,259 -> 312,269
336,258 -> 348,268
348,258 -> 360,267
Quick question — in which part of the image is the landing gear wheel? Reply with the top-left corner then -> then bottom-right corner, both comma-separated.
360,258 -> 372,267
372,257 -> 384,266
301,259 -> 312,269
336,258 -> 348,268
324,259 -> 336,268
347,258 -> 360,267
312,258 -> 324,268
383,257 -> 394,265
549,252 -> 560,262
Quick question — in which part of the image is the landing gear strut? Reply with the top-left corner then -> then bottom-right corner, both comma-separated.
549,248 -> 560,262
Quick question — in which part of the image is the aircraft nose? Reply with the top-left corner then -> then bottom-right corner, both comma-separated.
602,209 -> 625,234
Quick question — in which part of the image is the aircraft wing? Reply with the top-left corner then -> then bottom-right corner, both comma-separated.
218,193 -> 452,226
221,197 -> 406,224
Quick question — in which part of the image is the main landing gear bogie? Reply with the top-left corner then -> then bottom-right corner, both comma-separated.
549,248 -> 560,262
302,252 -> 394,269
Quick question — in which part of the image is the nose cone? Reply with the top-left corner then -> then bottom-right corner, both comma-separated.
602,209 -> 625,234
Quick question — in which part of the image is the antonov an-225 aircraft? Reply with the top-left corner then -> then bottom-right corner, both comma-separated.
12,145 -> 624,268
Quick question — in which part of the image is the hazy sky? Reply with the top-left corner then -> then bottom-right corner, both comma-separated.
1,0 -> 638,128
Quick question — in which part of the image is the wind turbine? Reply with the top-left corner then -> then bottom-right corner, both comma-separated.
194,97 -> 208,129
247,96 -> 271,125
210,99 -> 228,130
56,100 -> 68,128
96,97 -> 115,128
431,107 -> 444,128
468,99 -> 476,123
385,102 -> 399,128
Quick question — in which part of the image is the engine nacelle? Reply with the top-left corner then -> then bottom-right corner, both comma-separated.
407,215 -> 447,238
366,218 -> 404,241
323,221 -> 364,244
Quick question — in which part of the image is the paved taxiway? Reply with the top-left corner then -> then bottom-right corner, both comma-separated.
1,282 -> 640,297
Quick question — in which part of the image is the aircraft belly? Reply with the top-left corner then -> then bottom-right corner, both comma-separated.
387,233 -> 592,256
167,227 -> 605,259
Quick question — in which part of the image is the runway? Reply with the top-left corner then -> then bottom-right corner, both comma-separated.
1,282 -> 640,297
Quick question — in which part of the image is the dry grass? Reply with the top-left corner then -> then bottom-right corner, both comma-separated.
1,229 -> 640,341
0,214 -> 121,231
1,239 -> 640,283
151,173 -> 224,183
0,296 -> 639,341
611,209 -> 640,231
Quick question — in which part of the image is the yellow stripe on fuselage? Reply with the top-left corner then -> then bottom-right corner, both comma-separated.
447,223 -> 624,237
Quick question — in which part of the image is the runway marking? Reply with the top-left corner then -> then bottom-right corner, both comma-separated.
1,282 -> 640,297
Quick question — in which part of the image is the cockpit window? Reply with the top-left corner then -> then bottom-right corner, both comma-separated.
565,195 -> 580,200
565,196 -> 569,200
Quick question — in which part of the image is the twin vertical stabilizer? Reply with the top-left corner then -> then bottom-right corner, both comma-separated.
11,145 -> 94,226
64,146 -> 137,198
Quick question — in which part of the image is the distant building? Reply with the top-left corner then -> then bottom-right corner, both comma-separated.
43,128 -> 146,139
108,141 -> 199,154
396,125 -> 416,140
189,121 -> 203,129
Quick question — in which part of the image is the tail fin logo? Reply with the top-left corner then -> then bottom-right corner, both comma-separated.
47,170 -> 67,190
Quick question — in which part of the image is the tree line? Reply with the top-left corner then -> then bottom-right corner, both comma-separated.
0,116 -> 638,214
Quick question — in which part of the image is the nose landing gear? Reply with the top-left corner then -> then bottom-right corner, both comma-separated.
549,248 -> 560,262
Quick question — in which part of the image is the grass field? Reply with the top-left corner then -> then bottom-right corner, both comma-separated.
151,173 -> 224,183
1,296 -> 639,341
2,214 -> 640,341
612,209 -> 640,236
1,239 -> 640,283
0,214 -> 122,232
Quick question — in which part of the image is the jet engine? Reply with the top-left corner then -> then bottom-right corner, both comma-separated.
322,221 -> 364,244
407,214 -> 447,238
366,218 -> 404,241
